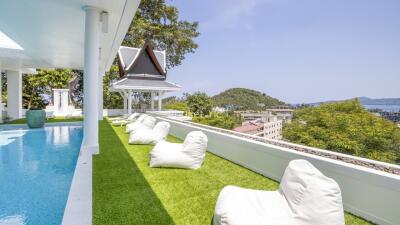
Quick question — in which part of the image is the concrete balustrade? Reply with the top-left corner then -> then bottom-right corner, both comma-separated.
157,117 -> 400,225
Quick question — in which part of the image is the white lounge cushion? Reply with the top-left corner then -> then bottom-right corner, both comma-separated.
214,186 -> 294,225
108,114 -> 129,121
213,160 -> 344,225
279,160 -> 344,225
111,113 -> 141,125
149,131 -> 208,169
128,121 -> 170,145
122,114 -> 147,125
125,116 -> 155,133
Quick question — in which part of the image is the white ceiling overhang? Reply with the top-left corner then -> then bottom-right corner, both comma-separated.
0,0 -> 140,72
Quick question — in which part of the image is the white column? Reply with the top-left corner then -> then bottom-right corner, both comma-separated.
127,91 -> 132,115
150,92 -> 155,110
158,91 -> 163,111
98,70 -> 104,120
60,90 -> 69,115
82,6 -> 101,154
123,95 -> 127,114
53,90 -> 60,115
6,70 -> 22,120
0,65 -> 2,123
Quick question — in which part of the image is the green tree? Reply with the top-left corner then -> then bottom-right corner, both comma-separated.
192,112 -> 242,130
1,72 -> 7,105
164,101 -> 190,115
283,99 -> 400,164
103,66 -> 123,109
212,88 -> 285,110
101,0 -> 200,108
186,92 -> 213,116
22,69 -> 73,109
123,0 -> 200,69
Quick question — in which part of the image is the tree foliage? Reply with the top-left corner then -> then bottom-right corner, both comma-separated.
192,111 -> 243,130
123,0 -> 200,69
212,88 -> 285,110
1,72 -> 6,105
186,92 -> 213,116
283,100 -> 400,164
103,66 -> 123,109
164,101 -> 190,115
22,69 -> 73,109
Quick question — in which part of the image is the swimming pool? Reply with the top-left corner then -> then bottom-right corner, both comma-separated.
0,123 -> 83,225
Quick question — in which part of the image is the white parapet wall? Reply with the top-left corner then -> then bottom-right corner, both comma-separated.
157,117 -> 400,225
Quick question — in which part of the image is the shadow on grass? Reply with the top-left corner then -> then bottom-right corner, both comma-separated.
93,121 -> 174,225
93,120 -> 373,225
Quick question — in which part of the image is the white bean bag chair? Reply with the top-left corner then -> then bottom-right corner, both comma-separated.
125,115 -> 155,133
128,121 -> 170,145
111,113 -> 141,125
130,114 -> 148,124
149,131 -> 208,169
213,159 -> 345,225
109,113 -> 130,121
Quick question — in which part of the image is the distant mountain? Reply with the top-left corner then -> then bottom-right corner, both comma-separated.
357,97 -> 400,105
308,97 -> 400,106
212,88 -> 285,110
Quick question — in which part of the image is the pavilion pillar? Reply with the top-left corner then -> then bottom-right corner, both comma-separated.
82,6 -> 101,154
6,70 -> 22,120
123,94 -> 127,114
158,91 -> 163,111
127,91 -> 132,114
151,92 -> 155,110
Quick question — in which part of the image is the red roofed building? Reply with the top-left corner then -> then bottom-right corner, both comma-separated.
233,122 -> 263,135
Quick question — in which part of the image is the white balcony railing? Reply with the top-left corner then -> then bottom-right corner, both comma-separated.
157,116 -> 400,225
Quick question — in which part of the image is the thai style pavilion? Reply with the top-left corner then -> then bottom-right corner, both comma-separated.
111,42 -> 181,114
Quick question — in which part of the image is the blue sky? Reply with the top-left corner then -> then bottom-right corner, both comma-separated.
166,0 -> 400,103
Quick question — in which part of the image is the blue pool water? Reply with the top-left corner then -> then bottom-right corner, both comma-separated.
0,123 -> 83,225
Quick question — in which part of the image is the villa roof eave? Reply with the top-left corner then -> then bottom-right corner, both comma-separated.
110,85 -> 181,92
110,78 -> 181,93
0,0 -> 140,72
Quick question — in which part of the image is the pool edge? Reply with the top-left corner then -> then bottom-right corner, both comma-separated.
0,121 -> 83,130
61,145 -> 93,225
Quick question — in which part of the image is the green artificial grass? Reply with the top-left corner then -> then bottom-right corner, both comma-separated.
5,117 -> 83,124
93,120 -> 373,225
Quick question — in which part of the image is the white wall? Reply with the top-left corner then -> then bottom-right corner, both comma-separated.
158,117 -> 400,225
6,70 -> 22,119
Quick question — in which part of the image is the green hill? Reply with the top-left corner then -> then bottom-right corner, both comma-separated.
212,88 -> 285,110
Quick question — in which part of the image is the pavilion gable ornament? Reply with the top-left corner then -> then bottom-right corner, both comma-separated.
118,41 -> 166,79
112,42 -> 180,113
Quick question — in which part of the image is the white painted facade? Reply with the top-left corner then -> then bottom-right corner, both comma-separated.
263,116 -> 283,140
212,106 -> 227,113
6,70 -> 22,120
0,0 -> 141,155
47,89 -> 77,117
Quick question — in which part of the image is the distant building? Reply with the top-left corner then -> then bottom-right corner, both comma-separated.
237,111 -> 265,121
236,109 -> 293,123
234,111 -> 284,140
233,121 -> 263,135
263,115 -> 283,140
212,106 -> 227,113
378,111 -> 400,123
